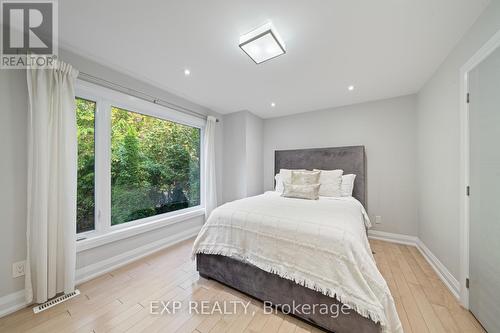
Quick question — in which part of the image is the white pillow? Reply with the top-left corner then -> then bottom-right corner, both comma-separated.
274,174 -> 284,192
313,169 -> 343,197
282,183 -> 320,200
275,169 -> 306,193
341,174 -> 356,197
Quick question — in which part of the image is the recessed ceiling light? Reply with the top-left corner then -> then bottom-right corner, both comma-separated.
184,69 -> 191,76
348,85 -> 355,91
239,22 -> 286,64
271,102 -> 276,107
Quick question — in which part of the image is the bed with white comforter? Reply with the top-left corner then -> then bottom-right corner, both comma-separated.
192,191 -> 402,333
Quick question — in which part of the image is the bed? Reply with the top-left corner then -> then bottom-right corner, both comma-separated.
192,146 -> 402,333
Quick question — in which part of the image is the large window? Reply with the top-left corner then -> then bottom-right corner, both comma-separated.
76,81 -> 203,237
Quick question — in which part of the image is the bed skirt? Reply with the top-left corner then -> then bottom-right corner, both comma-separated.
196,253 -> 380,333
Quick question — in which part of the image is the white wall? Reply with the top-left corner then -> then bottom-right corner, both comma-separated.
263,95 -> 418,236
245,112 -> 264,197
222,111 -> 264,203
416,1 -> 500,279
0,70 -> 28,299
222,112 -> 247,202
0,48 -> 224,308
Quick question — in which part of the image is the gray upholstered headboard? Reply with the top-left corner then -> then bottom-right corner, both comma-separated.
274,146 -> 366,208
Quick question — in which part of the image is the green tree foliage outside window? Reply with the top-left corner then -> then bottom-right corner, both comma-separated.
76,98 -> 96,233
110,107 -> 200,225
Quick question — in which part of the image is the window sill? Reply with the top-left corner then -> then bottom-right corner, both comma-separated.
76,208 -> 205,253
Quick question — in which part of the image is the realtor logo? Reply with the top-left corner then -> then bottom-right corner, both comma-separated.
1,0 -> 57,68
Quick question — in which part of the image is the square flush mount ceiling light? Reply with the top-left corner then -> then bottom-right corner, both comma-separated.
239,22 -> 286,64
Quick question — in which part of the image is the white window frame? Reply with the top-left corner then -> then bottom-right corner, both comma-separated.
75,80 -> 205,251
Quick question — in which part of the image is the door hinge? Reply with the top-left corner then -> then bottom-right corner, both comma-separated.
466,278 -> 470,289
466,186 -> 470,196
467,93 -> 470,104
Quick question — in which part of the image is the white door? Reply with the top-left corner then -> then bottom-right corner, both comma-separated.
469,45 -> 500,333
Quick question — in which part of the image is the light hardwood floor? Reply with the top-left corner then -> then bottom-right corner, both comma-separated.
0,238 -> 485,333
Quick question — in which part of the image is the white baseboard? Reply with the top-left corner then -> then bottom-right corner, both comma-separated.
368,230 -> 460,299
0,290 -> 27,318
76,225 -> 201,285
368,230 -> 419,246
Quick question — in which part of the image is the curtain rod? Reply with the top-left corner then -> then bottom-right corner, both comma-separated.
78,72 -> 219,122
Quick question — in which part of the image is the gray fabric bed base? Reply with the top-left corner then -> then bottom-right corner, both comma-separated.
196,254 -> 380,333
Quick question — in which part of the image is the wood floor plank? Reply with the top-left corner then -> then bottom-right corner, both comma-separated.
389,247 -> 430,333
177,286 -> 234,333
276,316 -> 297,333
400,246 -> 428,286
408,246 -> 436,279
196,313 -> 223,333
243,309 -> 270,333
260,313 -> 283,333
407,282 -> 446,333
394,296 -> 413,333
432,304 -> 460,333
139,286 -> 212,333
225,303 -> 260,333
397,249 -> 419,285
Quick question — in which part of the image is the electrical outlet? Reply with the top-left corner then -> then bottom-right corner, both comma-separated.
375,216 -> 382,224
12,260 -> 25,278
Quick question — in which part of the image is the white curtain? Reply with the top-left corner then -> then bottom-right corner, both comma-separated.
25,61 -> 79,304
203,116 -> 217,219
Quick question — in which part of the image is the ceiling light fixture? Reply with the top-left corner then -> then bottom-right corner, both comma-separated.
271,102 -> 276,107
348,85 -> 355,91
184,69 -> 191,76
239,22 -> 286,64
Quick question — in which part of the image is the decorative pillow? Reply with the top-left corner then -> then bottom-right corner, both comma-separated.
282,183 -> 320,200
276,169 -> 306,193
341,174 -> 356,197
313,169 -> 344,197
291,170 -> 320,185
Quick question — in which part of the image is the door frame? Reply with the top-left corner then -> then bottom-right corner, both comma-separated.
459,28 -> 500,308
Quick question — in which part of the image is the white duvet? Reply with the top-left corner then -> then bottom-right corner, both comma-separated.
192,192 -> 402,333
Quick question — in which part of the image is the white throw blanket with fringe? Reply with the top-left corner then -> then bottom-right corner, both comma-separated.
192,191 -> 402,333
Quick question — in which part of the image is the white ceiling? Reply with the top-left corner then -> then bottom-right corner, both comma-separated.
59,0 -> 489,118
